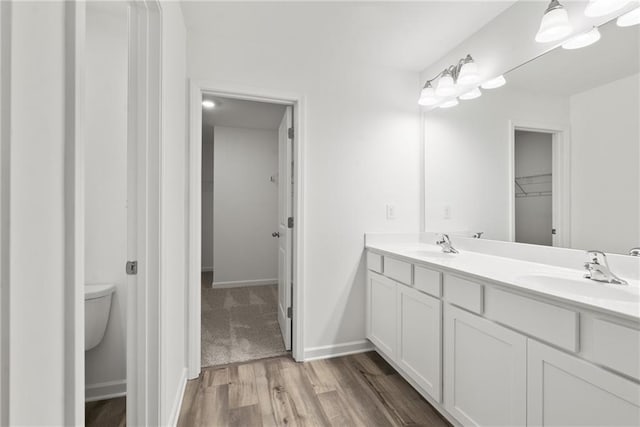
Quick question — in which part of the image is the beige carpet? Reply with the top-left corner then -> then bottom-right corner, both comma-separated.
201,281 -> 287,367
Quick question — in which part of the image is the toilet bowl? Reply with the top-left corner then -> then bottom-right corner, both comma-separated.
85,283 -> 116,351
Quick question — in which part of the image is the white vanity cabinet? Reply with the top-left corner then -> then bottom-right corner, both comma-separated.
397,284 -> 442,402
444,304 -> 527,426
527,339 -> 640,427
366,272 -> 398,358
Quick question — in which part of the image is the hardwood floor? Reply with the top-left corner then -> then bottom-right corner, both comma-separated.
178,351 -> 450,427
85,396 -> 126,427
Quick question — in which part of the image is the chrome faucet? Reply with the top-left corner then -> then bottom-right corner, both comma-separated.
472,232 -> 484,239
629,248 -> 640,257
583,250 -> 628,285
436,234 -> 459,254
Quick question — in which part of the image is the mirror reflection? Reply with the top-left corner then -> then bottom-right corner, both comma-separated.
424,18 -> 639,255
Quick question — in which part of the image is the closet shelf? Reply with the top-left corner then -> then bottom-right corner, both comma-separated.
515,173 -> 552,198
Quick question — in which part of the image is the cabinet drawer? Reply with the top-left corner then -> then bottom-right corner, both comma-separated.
384,257 -> 412,285
367,252 -> 383,273
485,288 -> 579,352
414,265 -> 442,298
444,275 -> 483,314
592,319 -> 640,380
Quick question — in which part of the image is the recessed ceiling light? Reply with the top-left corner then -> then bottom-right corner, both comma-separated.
202,100 -> 215,109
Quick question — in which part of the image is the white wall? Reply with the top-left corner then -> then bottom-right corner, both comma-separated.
201,125 -> 214,271
212,126 -> 278,284
84,2 -> 128,398
424,88 -> 569,241
514,131 -> 552,246
187,14 -> 421,353
570,74 -> 640,254
5,2 -> 68,424
159,2 -> 188,424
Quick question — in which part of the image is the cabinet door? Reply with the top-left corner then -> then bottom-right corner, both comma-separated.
367,272 -> 397,358
528,340 -> 640,426
444,304 -> 526,426
397,285 -> 442,402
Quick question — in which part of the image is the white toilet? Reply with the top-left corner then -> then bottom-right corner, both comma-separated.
85,284 -> 116,351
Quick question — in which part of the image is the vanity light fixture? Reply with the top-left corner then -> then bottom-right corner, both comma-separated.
585,0 -> 630,17
535,0 -> 573,43
481,75 -> 506,89
439,98 -> 459,109
418,81 -> 439,106
459,87 -> 482,100
617,6 -> 640,26
202,99 -> 215,109
418,54 -> 480,107
562,27 -> 601,49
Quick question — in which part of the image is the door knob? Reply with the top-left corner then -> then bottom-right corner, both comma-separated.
272,232 -> 280,238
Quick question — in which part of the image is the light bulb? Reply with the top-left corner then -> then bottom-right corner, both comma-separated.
458,60 -> 481,85
439,98 -> 459,109
459,87 -> 482,100
585,0 -> 630,17
562,27 -> 601,49
202,100 -> 215,109
481,75 -> 506,90
536,0 -> 573,43
617,6 -> 640,26
418,84 -> 439,106
436,72 -> 457,97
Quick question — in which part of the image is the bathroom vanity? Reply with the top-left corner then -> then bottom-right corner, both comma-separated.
365,233 -> 640,427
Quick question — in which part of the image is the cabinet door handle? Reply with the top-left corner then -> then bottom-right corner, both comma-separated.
272,232 -> 280,238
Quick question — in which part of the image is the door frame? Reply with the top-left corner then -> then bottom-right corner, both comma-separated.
187,80 -> 306,378
508,120 -> 571,247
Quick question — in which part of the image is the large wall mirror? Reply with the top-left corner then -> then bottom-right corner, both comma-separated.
424,17 -> 639,255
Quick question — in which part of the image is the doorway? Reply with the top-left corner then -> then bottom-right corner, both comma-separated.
199,97 -> 293,367
509,122 -> 570,248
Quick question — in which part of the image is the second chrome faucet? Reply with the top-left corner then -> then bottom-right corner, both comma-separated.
583,250 -> 628,285
437,234 -> 459,254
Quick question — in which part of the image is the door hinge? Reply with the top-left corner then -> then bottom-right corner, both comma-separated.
287,306 -> 293,318
287,217 -> 294,228
126,261 -> 138,275
288,127 -> 294,139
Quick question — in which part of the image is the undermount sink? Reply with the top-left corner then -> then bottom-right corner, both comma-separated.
405,249 -> 457,259
514,273 -> 640,303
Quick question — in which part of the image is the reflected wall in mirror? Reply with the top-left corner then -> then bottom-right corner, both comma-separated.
424,18 -> 639,255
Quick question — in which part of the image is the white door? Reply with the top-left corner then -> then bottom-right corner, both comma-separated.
367,272 -> 398,358
444,304 -> 527,426
277,106 -> 293,351
528,339 -> 640,426
397,285 -> 442,402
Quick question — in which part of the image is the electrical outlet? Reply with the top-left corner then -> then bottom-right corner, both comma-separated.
386,204 -> 396,220
443,205 -> 451,220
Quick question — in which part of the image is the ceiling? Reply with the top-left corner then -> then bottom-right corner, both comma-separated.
180,1 -> 516,72
202,96 -> 286,132
506,19 -> 640,96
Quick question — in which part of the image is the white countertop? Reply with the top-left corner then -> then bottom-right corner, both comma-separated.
366,241 -> 640,322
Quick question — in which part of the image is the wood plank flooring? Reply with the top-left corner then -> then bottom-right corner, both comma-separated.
85,396 -> 126,427
178,351 -> 450,427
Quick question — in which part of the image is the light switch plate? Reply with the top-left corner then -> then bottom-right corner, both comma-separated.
386,204 -> 396,220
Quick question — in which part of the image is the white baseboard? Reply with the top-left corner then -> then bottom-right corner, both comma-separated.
168,368 -> 188,427
211,278 -> 277,289
303,340 -> 373,361
85,379 -> 126,402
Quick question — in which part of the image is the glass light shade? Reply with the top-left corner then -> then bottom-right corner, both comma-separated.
202,100 -> 215,109
436,74 -> 457,97
459,87 -> 482,100
439,98 -> 459,109
418,86 -> 439,106
481,75 -> 506,90
617,6 -> 640,26
562,27 -> 601,49
585,0 -> 630,17
536,5 -> 573,42
457,61 -> 481,85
